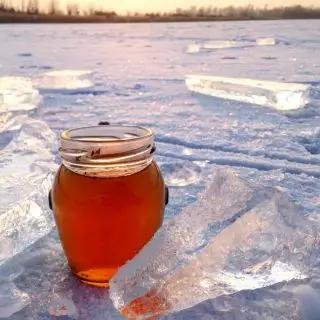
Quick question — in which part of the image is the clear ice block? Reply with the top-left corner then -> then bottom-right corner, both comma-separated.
0,77 -> 41,113
109,168 -> 319,319
0,118 -> 57,265
186,75 -> 311,111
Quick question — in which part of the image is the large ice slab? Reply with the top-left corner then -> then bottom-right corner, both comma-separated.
0,118 -> 57,265
186,75 -> 311,111
32,69 -> 94,94
109,168 -> 319,319
0,77 -> 41,113
186,37 -> 277,53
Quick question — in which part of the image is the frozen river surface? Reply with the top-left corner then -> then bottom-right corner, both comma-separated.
0,20 -> 319,319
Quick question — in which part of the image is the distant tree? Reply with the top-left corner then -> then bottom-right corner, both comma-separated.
0,0 -> 5,11
206,5 -> 215,16
20,0 -> 25,12
27,0 -> 39,14
66,2 -> 79,16
175,7 -> 182,15
0,2 -> 320,21
190,5 -> 197,16
93,9 -> 116,17
223,5 -> 236,17
48,0 -> 58,15
84,4 -> 94,16
197,6 -> 206,17
0,0 -> 9,11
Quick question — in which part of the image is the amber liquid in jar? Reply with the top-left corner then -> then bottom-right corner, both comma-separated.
53,162 -> 165,287
52,125 -> 165,288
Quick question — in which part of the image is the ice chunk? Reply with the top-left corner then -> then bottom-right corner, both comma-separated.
48,292 -> 78,318
256,37 -> 277,46
186,75 -> 311,111
186,38 -> 277,53
161,162 -> 201,187
0,280 -> 30,318
0,118 -> 57,265
186,41 -> 241,53
0,113 -> 29,135
33,69 -> 94,93
0,77 -> 41,113
109,168 -> 319,319
186,43 -> 202,53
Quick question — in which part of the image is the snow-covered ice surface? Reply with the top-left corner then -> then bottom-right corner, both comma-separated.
0,20 -> 319,319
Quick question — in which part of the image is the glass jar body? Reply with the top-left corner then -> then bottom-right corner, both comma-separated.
52,160 -> 165,288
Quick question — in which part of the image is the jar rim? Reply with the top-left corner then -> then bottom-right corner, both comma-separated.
61,125 -> 153,143
58,125 -> 155,176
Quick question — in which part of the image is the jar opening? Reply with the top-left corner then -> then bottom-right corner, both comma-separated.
61,125 -> 153,143
59,125 -> 154,177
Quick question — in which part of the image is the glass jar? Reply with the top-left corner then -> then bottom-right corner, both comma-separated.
50,125 -> 167,288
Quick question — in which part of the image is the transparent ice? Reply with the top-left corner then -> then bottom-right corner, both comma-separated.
256,37 -> 277,46
0,76 -> 57,266
186,37 -> 277,53
33,70 -> 95,94
0,77 -> 41,113
186,75 -> 311,111
109,168 -> 319,318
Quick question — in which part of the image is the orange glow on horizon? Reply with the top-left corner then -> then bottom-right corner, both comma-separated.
12,0 -> 320,13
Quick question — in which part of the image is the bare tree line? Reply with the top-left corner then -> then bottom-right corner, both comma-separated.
0,0 -> 114,16
0,0 -> 319,21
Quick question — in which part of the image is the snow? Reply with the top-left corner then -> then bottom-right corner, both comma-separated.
0,20 -> 319,319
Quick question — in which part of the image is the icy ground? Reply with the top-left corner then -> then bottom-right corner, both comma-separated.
0,20 -> 319,319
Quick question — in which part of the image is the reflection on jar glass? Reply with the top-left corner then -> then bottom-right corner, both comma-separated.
51,125 -> 166,288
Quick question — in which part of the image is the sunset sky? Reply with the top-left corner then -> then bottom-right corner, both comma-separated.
66,0 -> 320,13
13,0 -> 320,13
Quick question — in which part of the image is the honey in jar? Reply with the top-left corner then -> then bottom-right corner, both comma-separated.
50,125 -> 166,288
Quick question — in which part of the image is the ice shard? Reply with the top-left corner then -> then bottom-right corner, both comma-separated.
186,41 -> 242,53
186,75 -> 311,111
0,118 -> 58,265
186,38 -> 277,53
109,168 -> 319,319
0,77 -> 41,113
32,69 -> 94,94
256,37 -> 277,46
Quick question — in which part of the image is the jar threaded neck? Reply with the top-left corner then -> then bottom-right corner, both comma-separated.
59,125 -> 154,177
